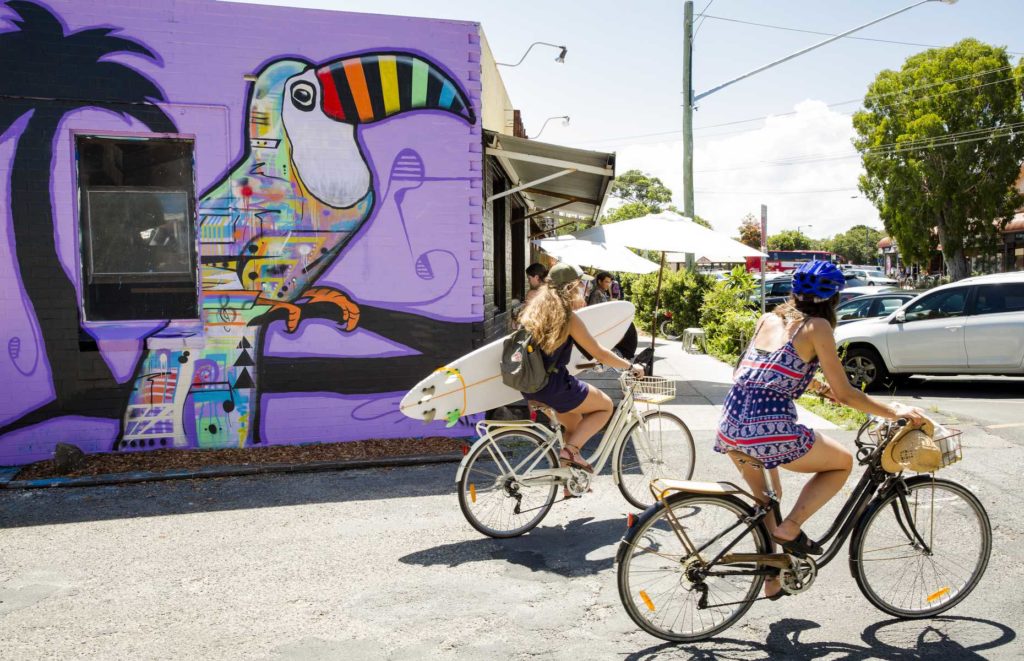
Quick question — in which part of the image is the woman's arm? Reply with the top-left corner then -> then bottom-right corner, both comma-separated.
807,318 -> 925,424
569,314 -> 643,375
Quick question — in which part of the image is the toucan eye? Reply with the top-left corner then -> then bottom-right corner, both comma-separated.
290,81 -> 316,111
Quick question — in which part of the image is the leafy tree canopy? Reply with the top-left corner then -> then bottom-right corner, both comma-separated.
853,39 -> 1024,280
737,213 -> 761,249
766,229 -> 815,251
825,225 -> 886,265
608,169 -> 672,207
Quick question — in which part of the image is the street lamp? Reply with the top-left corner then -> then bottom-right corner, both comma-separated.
681,0 -> 958,219
797,224 -> 814,237
496,42 -> 567,67
533,115 -> 570,139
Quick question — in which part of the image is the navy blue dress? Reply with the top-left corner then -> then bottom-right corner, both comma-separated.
519,336 -> 590,413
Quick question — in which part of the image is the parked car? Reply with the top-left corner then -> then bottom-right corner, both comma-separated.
833,272 -> 1024,389
750,276 -> 793,310
838,285 -> 901,305
835,291 -> 918,325
842,267 -> 897,286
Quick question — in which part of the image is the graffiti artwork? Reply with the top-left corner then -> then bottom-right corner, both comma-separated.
0,0 -> 482,463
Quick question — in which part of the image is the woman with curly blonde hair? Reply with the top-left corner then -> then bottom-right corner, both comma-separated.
518,263 -> 644,472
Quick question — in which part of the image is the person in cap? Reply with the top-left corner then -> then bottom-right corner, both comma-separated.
518,262 -> 645,476
715,260 -> 925,599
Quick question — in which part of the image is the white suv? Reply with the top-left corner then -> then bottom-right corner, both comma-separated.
834,272 -> 1024,389
843,267 -> 897,286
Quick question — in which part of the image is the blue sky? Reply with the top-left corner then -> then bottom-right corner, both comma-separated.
233,0 -> 1024,238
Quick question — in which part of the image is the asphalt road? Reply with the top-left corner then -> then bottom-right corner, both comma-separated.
877,376 -> 1024,446
1,418 -> 1021,659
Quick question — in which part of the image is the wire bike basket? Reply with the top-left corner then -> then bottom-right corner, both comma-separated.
619,373 -> 676,405
868,419 -> 963,471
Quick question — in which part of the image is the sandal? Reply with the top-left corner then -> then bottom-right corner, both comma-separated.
772,529 -> 824,557
559,445 -> 594,474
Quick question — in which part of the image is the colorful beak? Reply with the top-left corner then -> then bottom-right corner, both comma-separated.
315,52 -> 475,125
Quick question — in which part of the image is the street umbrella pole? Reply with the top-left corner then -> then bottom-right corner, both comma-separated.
643,249 -> 667,376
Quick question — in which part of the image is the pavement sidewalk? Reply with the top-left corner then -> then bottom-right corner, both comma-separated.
581,337 -> 837,432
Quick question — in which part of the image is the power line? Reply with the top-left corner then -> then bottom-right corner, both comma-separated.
574,66 -> 1021,147
695,187 -> 859,195
695,123 -> 1024,173
700,14 -> 1024,56
692,0 -> 716,39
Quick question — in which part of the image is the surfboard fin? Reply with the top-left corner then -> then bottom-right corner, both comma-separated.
423,408 -> 436,423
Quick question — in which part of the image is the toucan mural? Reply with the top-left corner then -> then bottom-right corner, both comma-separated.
0,0 -> 483,463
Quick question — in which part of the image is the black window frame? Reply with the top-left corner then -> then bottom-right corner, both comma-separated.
75,133 -> 199,322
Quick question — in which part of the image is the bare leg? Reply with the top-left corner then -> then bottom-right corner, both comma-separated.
729,455 -> 785,597
562,383 -> 613,456
775,432 -> 853,542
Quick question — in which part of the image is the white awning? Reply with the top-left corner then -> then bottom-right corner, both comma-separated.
533,236 -> 659,273
485,130 -> 615,225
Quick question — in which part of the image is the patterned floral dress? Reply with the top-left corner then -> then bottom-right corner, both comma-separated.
715,320 -> 819,469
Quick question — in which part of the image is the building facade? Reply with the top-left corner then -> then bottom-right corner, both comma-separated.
0,0 -> 592,466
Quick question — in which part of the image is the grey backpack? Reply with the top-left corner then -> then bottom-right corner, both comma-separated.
500,328 -> 553,392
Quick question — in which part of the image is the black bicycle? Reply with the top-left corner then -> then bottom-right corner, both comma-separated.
616,417 -> 991,642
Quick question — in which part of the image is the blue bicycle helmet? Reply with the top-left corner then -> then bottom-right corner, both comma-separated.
792,260 -> 846,302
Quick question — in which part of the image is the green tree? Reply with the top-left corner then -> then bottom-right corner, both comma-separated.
853,39 -> 1024,280
767,229 -> 814,251
737,213 -> 761,248
826,225 -> 886,265
608,169 -> 672,207
600,169 -> 674,225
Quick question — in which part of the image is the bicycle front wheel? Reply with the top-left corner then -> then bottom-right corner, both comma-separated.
617,493 -> 770,642
457,428 -> 559,538
851,477 -> 991,618
616,411 -> 696,509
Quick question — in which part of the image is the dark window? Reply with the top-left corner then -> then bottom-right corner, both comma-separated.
876,296 -> 909,316
77,135 -> 198,321
491,174 -> 507,312
510,203 -> 526,302
837,298 -> 871,321
903,287 -> 967,322
972,282 -> 1024,315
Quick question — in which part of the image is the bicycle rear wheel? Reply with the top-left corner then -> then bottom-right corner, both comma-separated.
457,428 -> 559,538
615,411 -> 696,509
617,493 -> 769,642
851,477 -> 991,618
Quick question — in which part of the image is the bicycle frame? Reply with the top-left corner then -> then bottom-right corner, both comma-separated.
656,433 -> 933,584
454,380 -> 659,489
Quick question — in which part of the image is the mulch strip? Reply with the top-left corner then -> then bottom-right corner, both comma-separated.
14,437 -> 467,481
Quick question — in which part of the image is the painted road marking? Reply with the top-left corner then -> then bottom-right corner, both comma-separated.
986,422 -> 1024,429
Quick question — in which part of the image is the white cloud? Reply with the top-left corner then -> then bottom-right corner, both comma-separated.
614,100 -> 885,239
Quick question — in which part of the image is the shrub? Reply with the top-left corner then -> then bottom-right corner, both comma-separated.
620,268 -> 713,336
700,266 -> 759,363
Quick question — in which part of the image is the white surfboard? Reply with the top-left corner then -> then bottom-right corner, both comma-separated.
400,301 -> 635,425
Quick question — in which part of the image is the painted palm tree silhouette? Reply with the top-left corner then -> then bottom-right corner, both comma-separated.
0,0 -> 177,434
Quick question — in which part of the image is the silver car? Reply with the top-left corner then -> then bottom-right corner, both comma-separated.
834,272 -> 1024,389
843,268 -> 898,287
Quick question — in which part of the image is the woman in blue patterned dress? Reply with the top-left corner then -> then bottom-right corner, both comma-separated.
716,261 -> 924,599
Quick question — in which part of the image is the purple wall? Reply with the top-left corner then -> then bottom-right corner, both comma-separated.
0,0 -> 484,465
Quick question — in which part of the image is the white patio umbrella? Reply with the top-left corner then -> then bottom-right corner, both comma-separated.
572,211 -> 766,362
533,236 -> 659,274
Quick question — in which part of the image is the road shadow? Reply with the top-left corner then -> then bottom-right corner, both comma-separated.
399,515 -> 626,577
0,460 -> 459,528
623,615 -> 1016,660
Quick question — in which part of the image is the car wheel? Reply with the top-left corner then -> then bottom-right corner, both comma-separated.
843,346 -> 888,391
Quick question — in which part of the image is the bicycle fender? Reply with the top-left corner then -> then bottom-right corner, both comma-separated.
614,492 -> 757,565
454,435 -> 494,483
